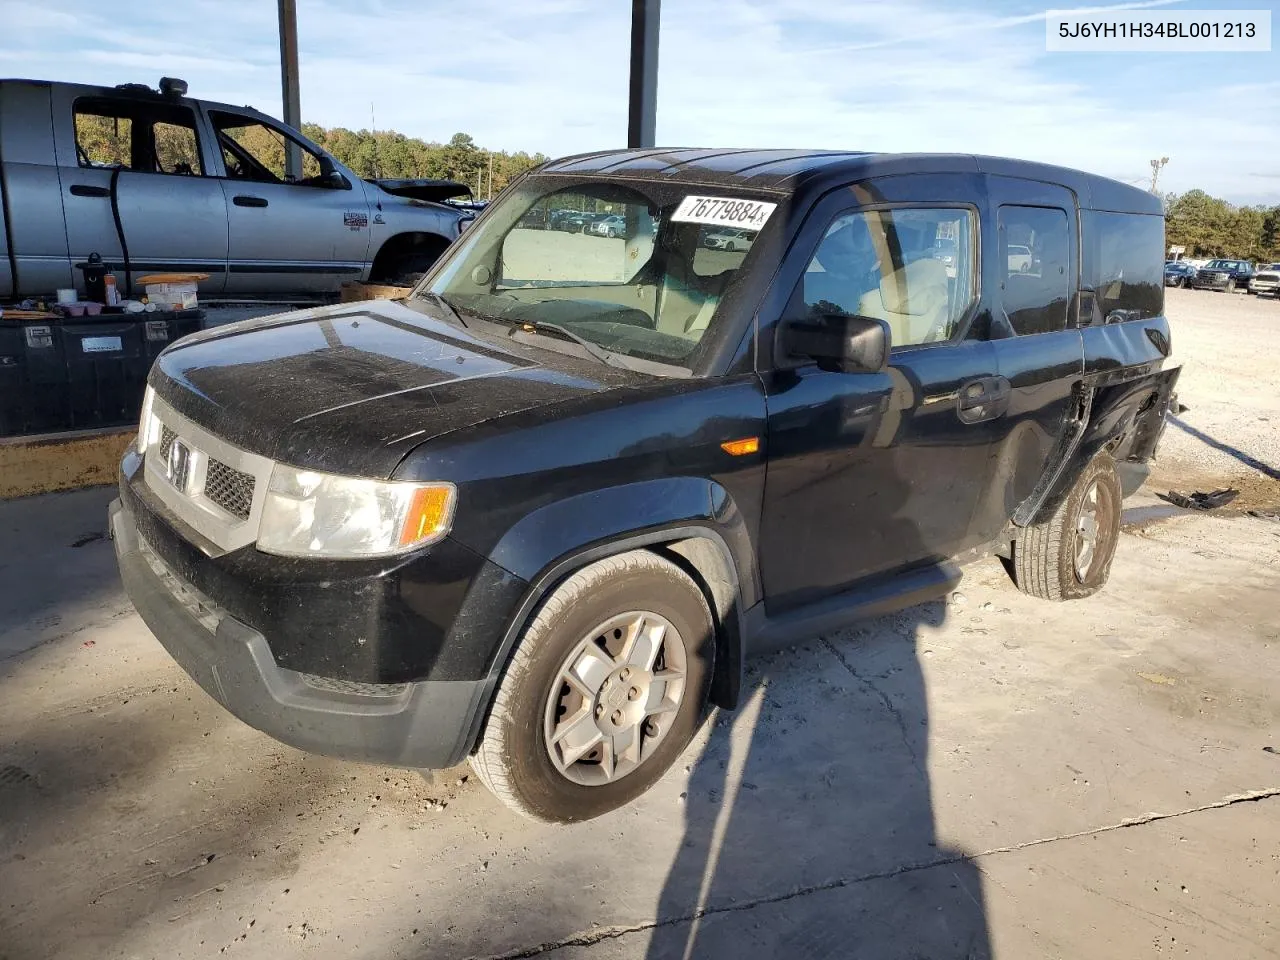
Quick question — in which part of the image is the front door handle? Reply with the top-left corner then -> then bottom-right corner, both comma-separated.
233,195 -> 269,208
957,375 -> 1011,424
70,184 -> 111,198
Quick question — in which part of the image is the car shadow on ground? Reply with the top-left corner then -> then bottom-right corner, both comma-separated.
1168,415 -> 1280,481
639,600 -> 991,960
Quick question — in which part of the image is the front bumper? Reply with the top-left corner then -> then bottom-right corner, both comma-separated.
112,497 -> 494,768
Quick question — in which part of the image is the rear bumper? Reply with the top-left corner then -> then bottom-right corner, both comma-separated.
111,497 -> 491,768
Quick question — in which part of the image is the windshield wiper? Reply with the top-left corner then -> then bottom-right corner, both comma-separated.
505,319 -> 617,367
416,290 -> 468,329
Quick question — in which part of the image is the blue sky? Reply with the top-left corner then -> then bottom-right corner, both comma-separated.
2,0 -> 1276,203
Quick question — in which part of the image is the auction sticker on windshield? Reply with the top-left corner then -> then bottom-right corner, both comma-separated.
672,195 -> 777,231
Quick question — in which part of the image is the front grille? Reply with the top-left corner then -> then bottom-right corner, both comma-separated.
159,426 -> 176,460
204,458 -> 255,521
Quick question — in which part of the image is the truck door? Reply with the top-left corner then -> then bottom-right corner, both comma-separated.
966,176 -> 1085,542
50,87 -> 229,295
206,110 -> 371,294
758,174 -> 1002,613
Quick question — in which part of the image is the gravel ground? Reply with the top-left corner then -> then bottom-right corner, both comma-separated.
1155,287 -> 1280,507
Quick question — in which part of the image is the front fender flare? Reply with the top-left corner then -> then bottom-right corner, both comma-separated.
465,478 -> 757,747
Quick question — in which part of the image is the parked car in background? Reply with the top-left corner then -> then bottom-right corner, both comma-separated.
702,227 -> 754,251
1250,263 -> 1280,297
1007,244 -> 1033,272
0,77 -> 472,299
592,215 -> 626,238
113,148 -> 1179,823
1190,259 -> 1254,292
1164,260 -> 1198,287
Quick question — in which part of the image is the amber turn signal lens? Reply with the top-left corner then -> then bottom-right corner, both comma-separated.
720,437 -> 760,456
399,485 -> 457,547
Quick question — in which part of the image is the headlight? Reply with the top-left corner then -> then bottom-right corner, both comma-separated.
257,464 -> 456,559
137,386 -> 159,455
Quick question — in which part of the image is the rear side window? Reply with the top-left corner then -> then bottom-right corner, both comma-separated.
1082,211 -> 1165,323
73,97 -> 203,175
998,205 -> 1070,335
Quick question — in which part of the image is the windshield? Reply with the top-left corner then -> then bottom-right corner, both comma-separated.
1206,259 -> 1240,269
418,177 -> 778,370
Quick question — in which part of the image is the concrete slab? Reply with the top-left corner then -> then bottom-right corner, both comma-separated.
0,505 -> 1277,960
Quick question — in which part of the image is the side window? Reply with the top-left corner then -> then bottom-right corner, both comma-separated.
795,207 -> 976,348
152,121 -> 202,175
1081,211 -> 1164,324
998,205 -> 1070,335
74,111 -> 131,168
73,98 -> 203,175
210,113 -> 328,186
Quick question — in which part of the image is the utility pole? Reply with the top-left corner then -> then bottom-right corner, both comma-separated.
627,0 -> 660,148
277,0 -> 302,180
487,153 -> 494,201
1149,156 -> 1169,195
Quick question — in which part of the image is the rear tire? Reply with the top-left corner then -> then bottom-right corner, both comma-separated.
471,550 -> 713,823
1009,453 -> 1122,601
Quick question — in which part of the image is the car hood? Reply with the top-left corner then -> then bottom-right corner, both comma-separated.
152,299 -> 650,478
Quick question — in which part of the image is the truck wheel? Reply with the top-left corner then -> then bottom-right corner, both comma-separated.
471,550 -> 713,822
1009,453 -> 1122,601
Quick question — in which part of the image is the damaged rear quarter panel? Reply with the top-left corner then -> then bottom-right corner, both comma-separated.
1017,317 -> 1180,525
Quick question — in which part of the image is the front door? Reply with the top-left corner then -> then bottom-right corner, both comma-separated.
206,110 -> 371,294
758,178 -> 1003,613
52,88 -> 229,295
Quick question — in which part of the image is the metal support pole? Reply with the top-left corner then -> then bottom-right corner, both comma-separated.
278,0 -> 303,179
627,0 -> 660,148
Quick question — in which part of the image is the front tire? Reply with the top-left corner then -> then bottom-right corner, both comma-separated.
1008,453 -> 1122,601
471,550 -> 713,823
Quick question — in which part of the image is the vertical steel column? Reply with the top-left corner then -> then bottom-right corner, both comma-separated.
627,0 -> 660,148
278,0 -> 303,179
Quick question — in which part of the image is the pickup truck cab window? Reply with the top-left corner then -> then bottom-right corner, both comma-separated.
794,206 -> 976,348
73,97 -> 203,176
209,111 -> 335,188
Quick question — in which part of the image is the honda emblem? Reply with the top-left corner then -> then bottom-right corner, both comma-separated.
166,438 -> 193,493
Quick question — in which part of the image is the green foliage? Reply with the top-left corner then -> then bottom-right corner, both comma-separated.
1165,189 -> 1280,262
301,122 -> 547,197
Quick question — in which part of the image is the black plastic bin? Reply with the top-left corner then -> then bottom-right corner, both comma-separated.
0,309 -> 203,438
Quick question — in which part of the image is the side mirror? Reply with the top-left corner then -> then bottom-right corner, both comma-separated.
317,155 -> 348,189
783,313 -> 890,374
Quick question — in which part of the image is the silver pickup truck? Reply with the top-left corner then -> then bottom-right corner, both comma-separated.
0,77 -> 471,300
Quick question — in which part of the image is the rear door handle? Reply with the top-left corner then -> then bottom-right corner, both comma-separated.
957,375 -> 1011,424
70,184 -> 111,198
233,195 -> 268,208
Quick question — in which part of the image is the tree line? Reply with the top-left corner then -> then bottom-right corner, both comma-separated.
299,126 -> 548,198
1164,189 -> 1280,263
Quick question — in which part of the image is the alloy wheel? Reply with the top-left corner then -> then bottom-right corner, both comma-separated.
543,611 -> 687,786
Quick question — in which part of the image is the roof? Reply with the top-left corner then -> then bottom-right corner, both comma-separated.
536,148 -> 1162,215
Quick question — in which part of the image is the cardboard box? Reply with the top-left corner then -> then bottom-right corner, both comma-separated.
144,281 -> 199,309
